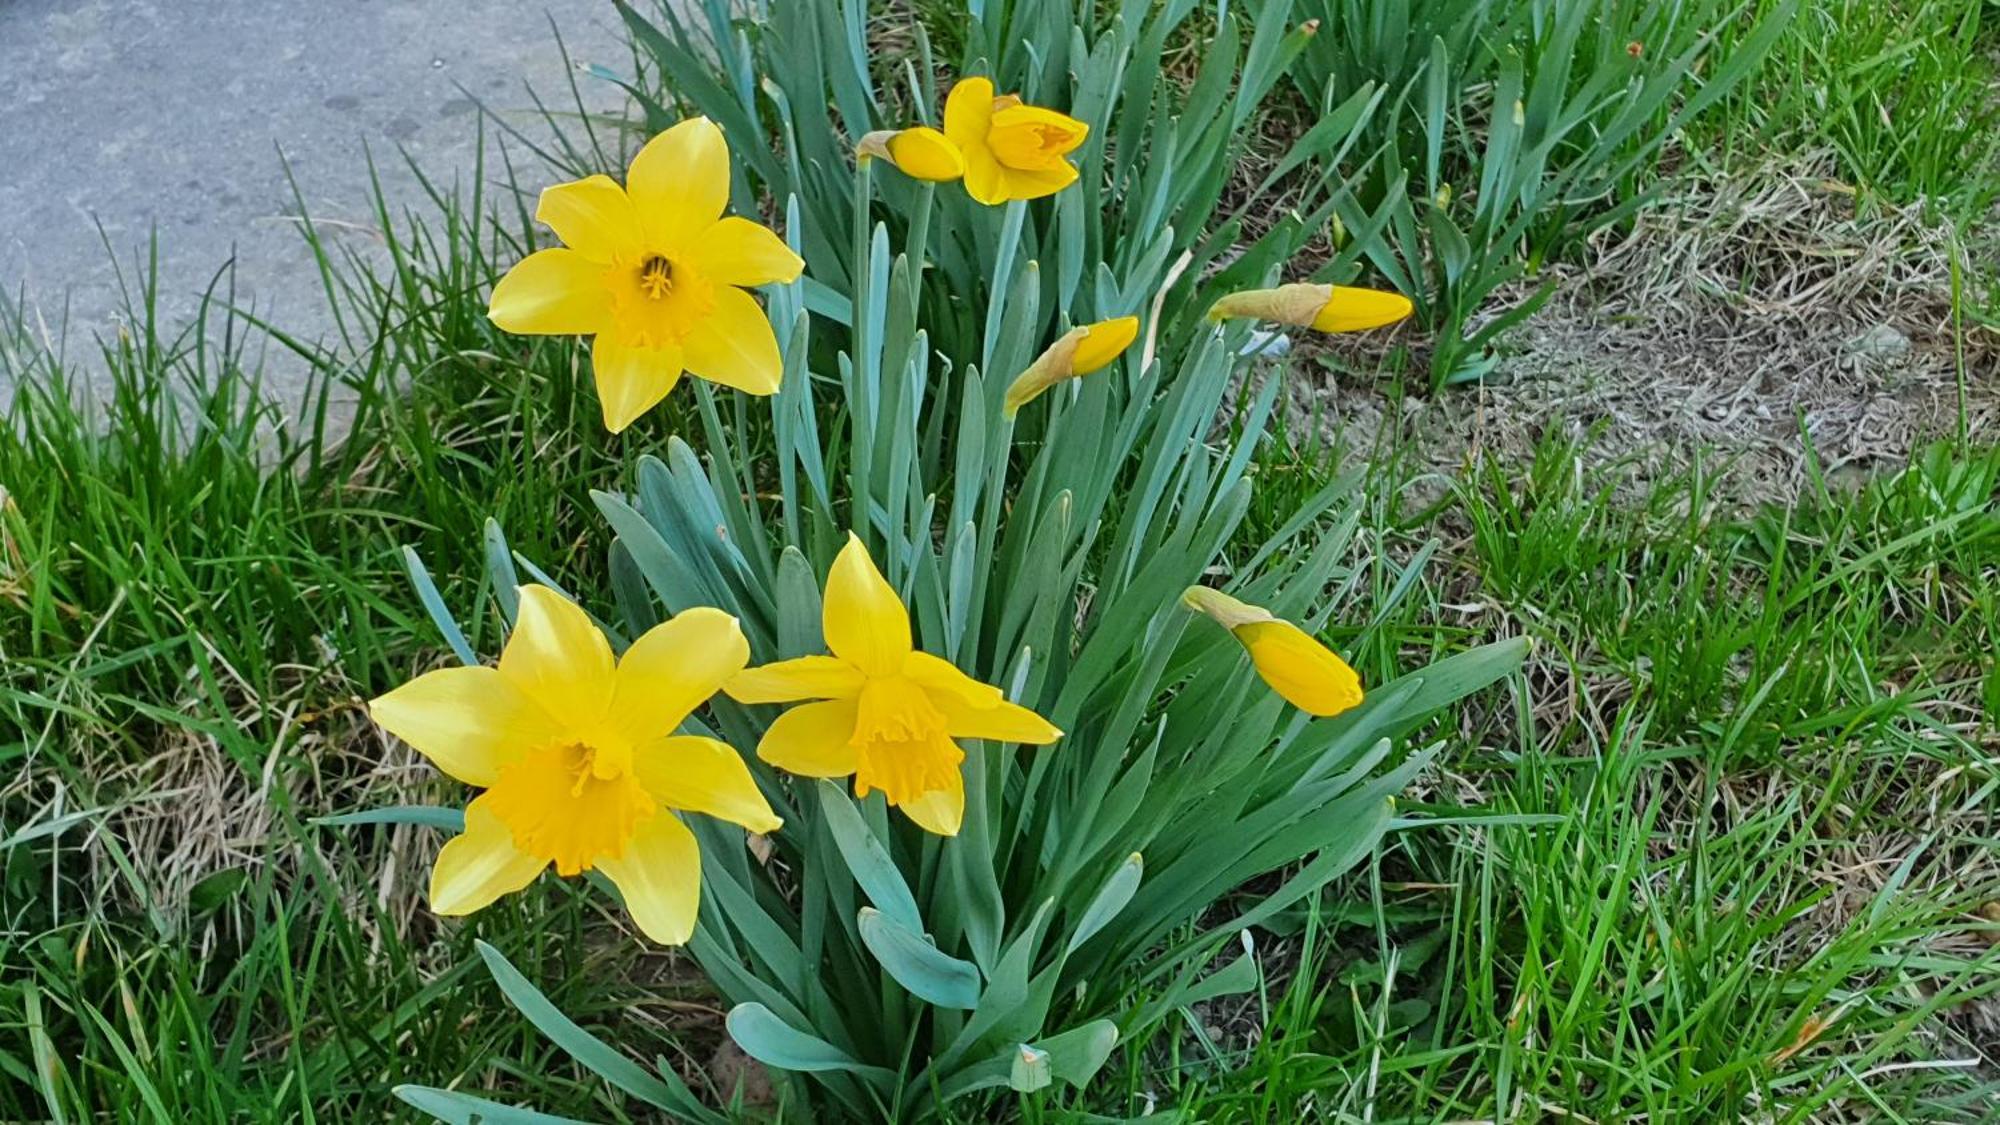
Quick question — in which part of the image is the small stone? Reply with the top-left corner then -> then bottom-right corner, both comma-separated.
1844,323 -> 1911,362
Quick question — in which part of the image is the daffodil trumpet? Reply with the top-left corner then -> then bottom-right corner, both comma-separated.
728,534 -> 1062,835
368,585 -> 781,945
1002,316 -> 1140,416
1181,586 -> 1364,718
487,117 -> 806,434
1206,282 -> 1413,334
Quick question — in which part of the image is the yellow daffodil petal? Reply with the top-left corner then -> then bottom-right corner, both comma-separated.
960,146 -> 1011,206
1310,285 -> 1415,333
943,77 -> 997,151
488,248 -> 612,336
938,696 -> 1063,744
429,797 -> 548,916
900,652 -> 1062,744
822,534 -> 912,676
592,333 -> 685,434
900,651 -> 1003,708
693,216 -> 805,289
680,286 -> 784,396
595,810 -> 702,945
1072,316 -> 1139,375
726,655 -> 868,704
607,607 -> 749,745
369,665 -> 563,787
944,77 -> 1012,206
898,772 -> 965,836
1235,620 -> 1364,717
498,585 -> 617,730
535,174 -> 640,263
627,117 -> 730,251
757,698 -> 861,777
995,161 -> 1079,202
635,736 -> 782,835
886,126 -> 965,181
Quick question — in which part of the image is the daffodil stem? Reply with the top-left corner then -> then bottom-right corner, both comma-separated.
907,181 -> 935,287
980,199 -> 1027,374
851,155 -> 874,296
960,416 -> 1014,662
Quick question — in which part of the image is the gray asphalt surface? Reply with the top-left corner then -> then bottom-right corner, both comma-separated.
0,0 -> 630,409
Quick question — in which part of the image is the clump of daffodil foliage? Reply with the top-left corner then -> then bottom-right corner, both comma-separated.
358,2 -> 1525,1119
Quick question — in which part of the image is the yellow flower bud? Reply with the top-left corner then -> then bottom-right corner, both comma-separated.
1205,282 -> 1413,335
1182,586 -> 1364,717
1001,316 -> 1140,416
856,126 -> 966,182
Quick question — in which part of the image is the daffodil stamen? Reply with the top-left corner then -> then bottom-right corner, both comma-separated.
638,255 -> 675,300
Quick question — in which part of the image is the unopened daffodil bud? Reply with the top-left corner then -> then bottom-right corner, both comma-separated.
856,126 -> 966,182
1181,586 -> 1364,717
1001,316 -> 1140,416
1206,282 -> 1413,335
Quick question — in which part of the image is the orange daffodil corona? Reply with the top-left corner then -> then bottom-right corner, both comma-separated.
727,534 -> 1062,835
1182,587 -> 1364,718
488,117 -> 805,434
368,586 -> 780,945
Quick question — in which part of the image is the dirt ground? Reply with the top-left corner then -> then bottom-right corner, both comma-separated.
1288,161 -> 2000,507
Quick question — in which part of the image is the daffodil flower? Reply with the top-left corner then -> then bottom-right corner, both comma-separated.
487,117 -> 805,434
943,77 -> 1090,206
1207,282 -> 1413,334
856,126 -> 967,182
1002,316 -> 1140,416
726,534 -> 1062,835
368,586 -> 780,945
1182,586 -> 1364,717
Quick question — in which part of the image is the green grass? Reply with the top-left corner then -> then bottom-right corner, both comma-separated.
1696,0 -> 2000,217
1150,417 -> 2000,1122
0,161 -> 696,1121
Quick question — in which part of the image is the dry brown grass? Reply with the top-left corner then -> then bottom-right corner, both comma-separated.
1284,155 -> 2000,509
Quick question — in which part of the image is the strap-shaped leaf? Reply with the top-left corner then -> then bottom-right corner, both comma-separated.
815,781 -> 923,933
857,907 -> 981,1009
1176,950 -> 1261,1008
1065,853 -> 1143,955
400,546 -> 475,665
312,805 -> 463,832
773,547 -> 825,659
393,1085 -> 591,1124
726,1003 -> 895,1081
